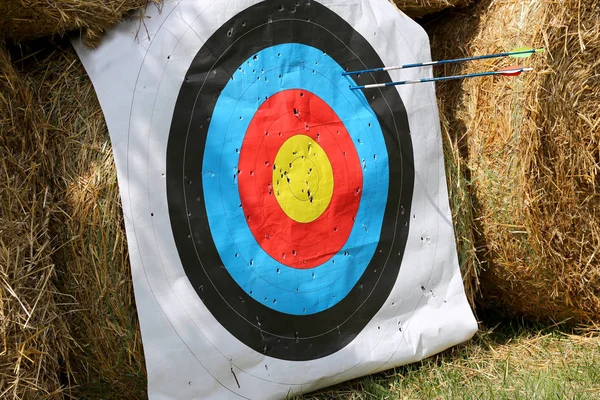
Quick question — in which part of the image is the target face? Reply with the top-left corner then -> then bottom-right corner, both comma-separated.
167,0 -> 414,361
75,0 -> 480,397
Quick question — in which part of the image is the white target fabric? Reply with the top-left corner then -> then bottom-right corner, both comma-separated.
73,0 -> 477,398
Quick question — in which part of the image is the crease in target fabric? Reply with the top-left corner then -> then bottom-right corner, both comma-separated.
73,0 -> 478,398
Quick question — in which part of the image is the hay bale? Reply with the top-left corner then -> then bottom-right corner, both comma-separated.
49,49 -> 147,399
437,81 -> 482,311
0,0 -> 154,43
21,45 -> 147,398
0,44 -> 71,399
427,0 -> 600,324
394,0 -> 475,17
1,39 -> 146,397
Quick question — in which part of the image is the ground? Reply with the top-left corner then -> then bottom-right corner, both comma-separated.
303,319 -> 600,399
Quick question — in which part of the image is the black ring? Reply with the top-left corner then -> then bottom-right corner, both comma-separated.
166,0 -> 414,361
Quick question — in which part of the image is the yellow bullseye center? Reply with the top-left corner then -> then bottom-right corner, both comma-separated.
273,134 -> 333,223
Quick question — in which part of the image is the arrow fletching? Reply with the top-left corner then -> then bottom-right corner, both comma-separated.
509,47 -> 546,58
349,66 -> 535,90
498,65 -> 533,76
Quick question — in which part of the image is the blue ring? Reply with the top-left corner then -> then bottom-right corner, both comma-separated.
203,44 -> 389,315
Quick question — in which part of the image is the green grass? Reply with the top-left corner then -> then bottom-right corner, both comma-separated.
301,321 -> 600,400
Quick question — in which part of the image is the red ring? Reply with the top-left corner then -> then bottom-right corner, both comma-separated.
238,90 -> 362,269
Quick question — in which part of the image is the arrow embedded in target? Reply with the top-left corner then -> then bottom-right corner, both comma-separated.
349,66 -> 534,90
343,47 -> 545,76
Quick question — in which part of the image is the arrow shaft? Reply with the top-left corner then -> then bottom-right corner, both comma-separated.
343,49 -> 541,76
350,68 -> 532,90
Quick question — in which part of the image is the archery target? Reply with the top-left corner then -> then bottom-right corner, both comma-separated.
167,0 -> 413,361
73,0 -> 478,398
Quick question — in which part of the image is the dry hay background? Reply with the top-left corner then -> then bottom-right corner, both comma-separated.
0,0 -> 152,44
426,0 -> 600,323
0,44 -> 72,400
1,44 -> 145,398
1,0 -> 598,398
394,0 -> 474,17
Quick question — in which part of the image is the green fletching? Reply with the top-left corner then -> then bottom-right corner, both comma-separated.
509,47 -> 545,58
510,47 -> 535,58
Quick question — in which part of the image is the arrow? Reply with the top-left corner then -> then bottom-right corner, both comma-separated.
349,66 -> 534,90
342,47 -> 544,76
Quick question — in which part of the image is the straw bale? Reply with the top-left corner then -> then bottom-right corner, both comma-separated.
2,38 -> 146,397
0,0 -> 154,43
0,44 -> 71,399
437,80 -> 482,311
394,0 -> 475,18
21,45 -> 147,398
427,0 -> 600,324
